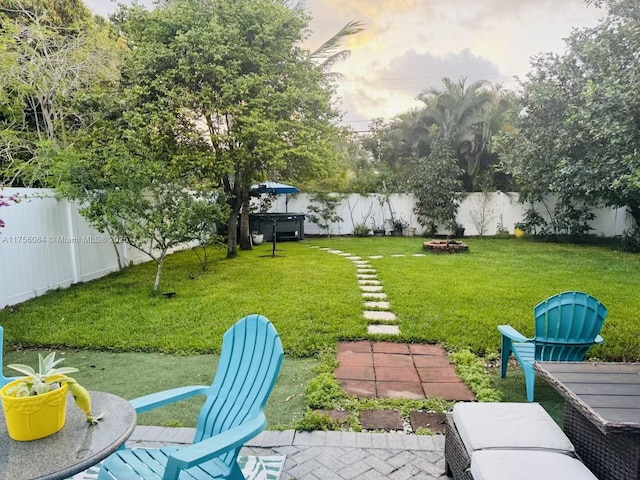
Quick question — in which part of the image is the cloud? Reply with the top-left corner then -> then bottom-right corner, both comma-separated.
83,0 -> 604,128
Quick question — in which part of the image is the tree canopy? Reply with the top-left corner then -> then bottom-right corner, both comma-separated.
111,0 -> 340,258
495,0 -> 640,236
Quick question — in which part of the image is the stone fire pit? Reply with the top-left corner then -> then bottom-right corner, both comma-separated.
423,239 -> 469,253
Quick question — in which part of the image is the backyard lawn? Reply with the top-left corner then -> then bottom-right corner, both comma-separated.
2,237 -> 638,360
2,236 -> 639,427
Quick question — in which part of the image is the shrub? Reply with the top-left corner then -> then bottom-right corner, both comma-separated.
449,350 -> 502,402
304,373 -> 347,409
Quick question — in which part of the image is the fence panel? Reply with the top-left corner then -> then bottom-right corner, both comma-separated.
1,188 -> 634,308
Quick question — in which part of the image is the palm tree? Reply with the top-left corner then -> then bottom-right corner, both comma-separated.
418,77 -> 496,190
309,20 -> 365,81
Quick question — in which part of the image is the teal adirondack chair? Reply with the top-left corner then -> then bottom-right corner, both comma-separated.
98,314 -> 284,480
498,291 -> 607,402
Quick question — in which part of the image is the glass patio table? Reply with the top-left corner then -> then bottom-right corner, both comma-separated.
0,391 -> 136,480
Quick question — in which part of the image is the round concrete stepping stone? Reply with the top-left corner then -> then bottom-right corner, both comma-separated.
352,261 -> 370,266
357,269 -> 376,274
363,301 -> 391,309
362,292 -> 387,299
412,254 -> 426,257
338,252 -> 353,256
357,274 -> 378,279
346,256 -> 362,261
358,280 -> 381,285
360,285 -> 384,292
391,254 -> 406,257
369,255 -> 384,259
318,247 -> 331,250
364,311 -> 397,321
327,250 -> 342,254
368,324 -> 401,335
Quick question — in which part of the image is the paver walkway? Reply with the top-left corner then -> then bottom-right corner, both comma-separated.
129,426 -> 452,479
335,341 -> 475,401
320,248 -> 402,335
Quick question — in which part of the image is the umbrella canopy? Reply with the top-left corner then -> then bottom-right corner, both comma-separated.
251,181 -> 299,195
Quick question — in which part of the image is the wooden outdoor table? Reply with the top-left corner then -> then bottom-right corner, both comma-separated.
534,361 -> 640,480
0,391 -> 136,480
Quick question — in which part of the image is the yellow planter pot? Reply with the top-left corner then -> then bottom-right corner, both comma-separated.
1,379 -> 68,441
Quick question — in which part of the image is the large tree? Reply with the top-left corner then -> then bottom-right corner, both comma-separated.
417,77 -> 515,191
496,0 -> 640,234
0,0 -> 121,187
115,0 -> 339,258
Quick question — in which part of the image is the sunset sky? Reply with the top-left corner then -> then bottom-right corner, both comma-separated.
86,0 -> 605,130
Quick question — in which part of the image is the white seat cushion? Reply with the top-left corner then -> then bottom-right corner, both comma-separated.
452,402 -> 574,454
470,450 -> 598,480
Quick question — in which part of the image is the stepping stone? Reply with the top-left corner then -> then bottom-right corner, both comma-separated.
358,280 -> 381,285
338,252 -> 353,256
368,324 -> 401,335
327,250 -> 342,254
353,261 -> 370,266
357,274 -> 377,279
318,247 -> 331,250
346,256 -> 362,261
362,292 -> 387,299
364,311 -> 397,321
409,411 -> 447,434
369,255 -> 383,259
363,301 -> 390,309
360,285 -> 383,292
313,409 -> 351,426
357,269 -> 376,274
412,254 -> 426,257
360,410 -> 403,430
391,254 -> 406,257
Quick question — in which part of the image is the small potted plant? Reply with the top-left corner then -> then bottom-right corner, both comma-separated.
449,221 -> 465,238
1,352 -> 101,441
251,230 -> 264,245
391,217 -> 409,236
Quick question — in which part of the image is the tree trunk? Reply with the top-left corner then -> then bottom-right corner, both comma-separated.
226,199 -> 242,258
106,225 -> 124,271
153,250 -> 167,293
239,197 -> 252,250
628,200 -> 640,231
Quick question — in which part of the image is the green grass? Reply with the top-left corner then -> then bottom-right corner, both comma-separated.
2,236 -> 640,428
311,236 -> 640,360
0,243 -> 364,357
2,349 -> 317,428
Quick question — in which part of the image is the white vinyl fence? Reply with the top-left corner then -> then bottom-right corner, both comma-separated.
273,192 -> 633,238
0,188 -> 149,308
1,188 -> 634,308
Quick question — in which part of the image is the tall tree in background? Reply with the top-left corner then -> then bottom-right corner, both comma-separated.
115,0 -> 339,258
0,0 -> 121,187
495,0 -> 640,237
308,20 -> 365,81
417,77 -> 509,191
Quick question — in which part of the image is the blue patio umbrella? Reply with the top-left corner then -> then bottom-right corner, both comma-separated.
250,181 -> 300,257
250,181 -> 299,212
251,181 -> 299,195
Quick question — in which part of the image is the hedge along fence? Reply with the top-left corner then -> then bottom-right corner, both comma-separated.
0,188 -> 633,308
271,191 -> 633,238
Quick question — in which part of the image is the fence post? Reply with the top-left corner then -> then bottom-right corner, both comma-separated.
64,199 -> 81,284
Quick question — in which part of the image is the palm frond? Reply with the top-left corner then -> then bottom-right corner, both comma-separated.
309,20 -> 365,60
